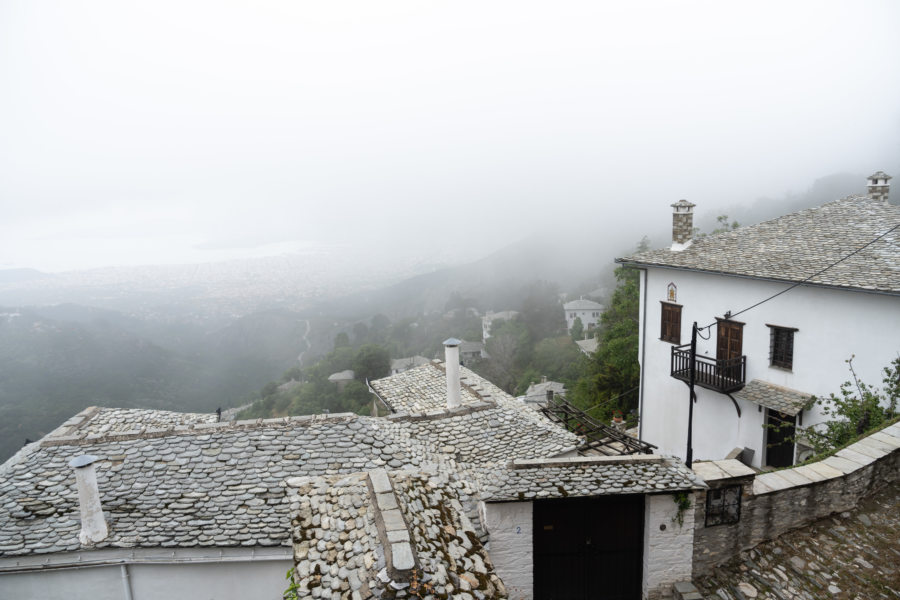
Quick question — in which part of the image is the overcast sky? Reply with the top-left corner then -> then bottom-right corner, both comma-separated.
2,1 -> 899,272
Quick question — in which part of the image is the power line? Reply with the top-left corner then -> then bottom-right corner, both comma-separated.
701,221 -> 900,331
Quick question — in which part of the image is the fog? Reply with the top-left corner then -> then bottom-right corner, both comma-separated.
2,0 -> 899,272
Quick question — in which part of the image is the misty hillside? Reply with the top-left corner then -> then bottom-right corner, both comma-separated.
321,171 -> 872,321
0,306 -> 308,461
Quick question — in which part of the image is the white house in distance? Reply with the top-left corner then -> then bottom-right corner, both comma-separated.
563,297 -> 604,334
482,310 -> 519,341
618,172 -> 899,469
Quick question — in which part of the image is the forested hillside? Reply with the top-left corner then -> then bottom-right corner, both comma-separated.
0,306 -> 309,461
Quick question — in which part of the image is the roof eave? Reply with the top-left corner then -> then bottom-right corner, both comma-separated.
614,260 -> 900,297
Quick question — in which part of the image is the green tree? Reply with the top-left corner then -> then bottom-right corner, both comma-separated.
333,332 -> 350,349
352,344 -> 390,382
569,241 -> 645,421
570,317 -> 584,342
802,356 -> 899,455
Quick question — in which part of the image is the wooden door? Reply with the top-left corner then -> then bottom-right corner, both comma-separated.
766,410 -> 796,468
717,320 -> 743,382
534,495 -> 644,600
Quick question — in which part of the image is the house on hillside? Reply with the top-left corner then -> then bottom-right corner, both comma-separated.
482,310 -> 519,341
617,171 -> 900,469
458,339 -> 486,364
327,368 -> 355,391
389,355 -> 430,375
520,376 -> 566,407
563,297 -> 604,334
2,341 -> 700,600
576,337 -> 599,356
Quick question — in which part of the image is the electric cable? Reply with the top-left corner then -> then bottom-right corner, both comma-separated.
700,221 -> 900,331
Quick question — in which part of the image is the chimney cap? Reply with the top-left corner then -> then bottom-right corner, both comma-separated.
68,454 -> 101,469
868,171 -> 892,182
443,338 -> 462,347
670,199 -> 695,208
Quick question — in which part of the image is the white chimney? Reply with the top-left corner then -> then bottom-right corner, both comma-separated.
867,171 -> 892,203
443,338 -> 462,409
670,199 -> 696,251
68,455 -> 108,544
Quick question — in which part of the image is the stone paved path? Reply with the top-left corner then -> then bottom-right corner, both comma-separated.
696,480 -> 899,599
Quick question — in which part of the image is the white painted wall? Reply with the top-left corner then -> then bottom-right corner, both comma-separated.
642,494 -> 695,599
565,309 -> 602,332
0,559 -> 293,600
482,501 -> 533,600
639,268 -> 900,466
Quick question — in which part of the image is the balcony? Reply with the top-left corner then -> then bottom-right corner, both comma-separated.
670,344 -> 746,393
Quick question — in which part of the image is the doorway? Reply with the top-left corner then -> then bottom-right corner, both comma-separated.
533,495 -> 644,600
766,409 -> 796,468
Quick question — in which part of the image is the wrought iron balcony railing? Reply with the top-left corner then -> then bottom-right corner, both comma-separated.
670,344 -> 746,393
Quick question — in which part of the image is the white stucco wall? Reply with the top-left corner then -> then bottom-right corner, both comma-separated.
482,501 -> 533,599
565,309 -> 602,332
0,559 -> 292,600
642,493 -> 695,599
638,268 -> 900,466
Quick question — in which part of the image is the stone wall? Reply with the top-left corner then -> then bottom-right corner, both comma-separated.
691,422 -> 900,576
642,494 -> 695,599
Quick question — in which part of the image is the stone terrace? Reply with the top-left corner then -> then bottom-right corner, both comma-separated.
695,479 -> 900,599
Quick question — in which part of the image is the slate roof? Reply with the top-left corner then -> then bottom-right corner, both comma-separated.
521,379 -> 566,405
371,362 -> 514,414
287,469 -> 506,599
619,195 -> 900,294
480,455 -> 704,502
0,413 -> 424,557
564,298 -> 604,310
734,380 -> 812,416
575,337 -> 599,355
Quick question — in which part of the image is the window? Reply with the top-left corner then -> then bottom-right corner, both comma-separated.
705,485 -> 741,527
660,302 -> 681,344
767,324 -> 797,369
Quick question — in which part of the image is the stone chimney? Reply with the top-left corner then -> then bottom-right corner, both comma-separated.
443,338 -> 462,410
867,171 -> 892,203
671,199 -> 696,251
68,454 -> 108,545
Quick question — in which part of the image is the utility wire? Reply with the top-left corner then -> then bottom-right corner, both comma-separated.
700,221 -> 900,331
583,385 -> 640,412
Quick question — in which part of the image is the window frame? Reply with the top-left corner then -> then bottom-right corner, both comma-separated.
660,301 -> 682,344
705,484 -> 742,527
767,324 -> 798,370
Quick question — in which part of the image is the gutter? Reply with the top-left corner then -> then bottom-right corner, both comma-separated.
0,546 -> 292,574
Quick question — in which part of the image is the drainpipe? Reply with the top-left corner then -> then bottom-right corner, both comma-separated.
121,564 -> 134,600
638,268 -> 648,441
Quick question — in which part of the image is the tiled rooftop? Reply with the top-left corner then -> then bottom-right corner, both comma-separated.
619,195 -> 900,294
734,380 -> 812,417
480,455 -> 703,502
0,414 -> 424,557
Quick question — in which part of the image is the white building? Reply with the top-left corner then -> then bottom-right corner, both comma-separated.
482,310 -> 519,341
563,297 -> 604,334
618,172 -> 900,469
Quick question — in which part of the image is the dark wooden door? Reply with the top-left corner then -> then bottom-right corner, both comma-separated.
766,410 -> 796,468
534,495 -> 644,600
717,320 -> 743,381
